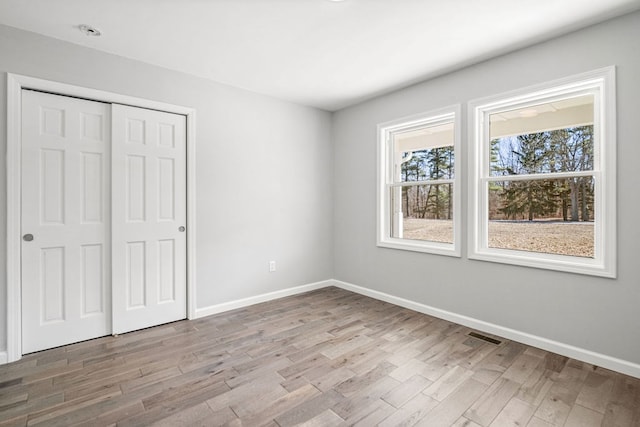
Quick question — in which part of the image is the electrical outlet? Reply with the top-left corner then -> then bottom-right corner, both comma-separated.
269,261 -> 276,272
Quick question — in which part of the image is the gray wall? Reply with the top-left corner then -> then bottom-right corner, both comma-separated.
0,25 -> 334,353
333,11 -> 640,365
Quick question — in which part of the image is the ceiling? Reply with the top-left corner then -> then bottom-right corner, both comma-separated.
1,0 -> 639,111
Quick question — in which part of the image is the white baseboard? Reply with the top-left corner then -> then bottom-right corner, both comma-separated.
332,279 -> 640,379
0,351 -> 7,364
194,279 -> 333,319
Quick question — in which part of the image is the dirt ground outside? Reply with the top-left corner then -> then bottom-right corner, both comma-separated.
401,218 -> 594,258
402,218 -> 454,244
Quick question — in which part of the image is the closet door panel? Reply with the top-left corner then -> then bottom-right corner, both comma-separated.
21,90 -> 111,353
111,104 -> 187,334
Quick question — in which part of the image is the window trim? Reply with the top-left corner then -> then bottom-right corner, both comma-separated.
377,105 -> 462,257
468,67 -> 616,277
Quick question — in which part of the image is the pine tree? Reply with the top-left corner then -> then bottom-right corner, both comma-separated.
423,146 -> 454,219
497,132 -> 556,220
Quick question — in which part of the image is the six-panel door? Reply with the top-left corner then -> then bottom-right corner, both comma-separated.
21,90 -> 112,353
21,91 -> 187,353
111,104 -> 187,335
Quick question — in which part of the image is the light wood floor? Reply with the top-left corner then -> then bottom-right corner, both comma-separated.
1,287 -> 639,426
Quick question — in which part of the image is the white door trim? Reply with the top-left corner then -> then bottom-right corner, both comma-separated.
6,73 -> 197,362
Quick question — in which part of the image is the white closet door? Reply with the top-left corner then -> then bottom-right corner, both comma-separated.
111,104 -> 187,334
21,90 -> 111,353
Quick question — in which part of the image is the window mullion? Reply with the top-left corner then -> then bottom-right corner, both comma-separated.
390,179 -> 454,187
486,170 -> 596,182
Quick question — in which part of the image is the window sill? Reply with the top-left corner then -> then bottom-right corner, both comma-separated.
378,238 -> 461,258
468,247 -> 616,278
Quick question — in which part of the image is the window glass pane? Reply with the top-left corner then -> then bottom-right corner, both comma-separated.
393,121 -> 455,182
397,147 -> 455,182
490,126 -> 594,176
489,94 -> 594,176
390,184 -> 453,243
488,177 -> 595,257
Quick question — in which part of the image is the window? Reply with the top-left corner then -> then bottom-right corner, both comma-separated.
469,67 -> 616,277
377,106 -> 461,256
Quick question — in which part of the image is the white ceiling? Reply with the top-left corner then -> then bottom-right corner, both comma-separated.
1,0 -> 639,111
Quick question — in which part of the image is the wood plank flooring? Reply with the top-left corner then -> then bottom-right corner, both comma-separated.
1,287 -> 639,426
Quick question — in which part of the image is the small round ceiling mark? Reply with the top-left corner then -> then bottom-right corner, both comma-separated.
79,24 -> 101,37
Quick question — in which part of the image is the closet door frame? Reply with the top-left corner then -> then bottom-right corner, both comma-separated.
5,73 -> 197,363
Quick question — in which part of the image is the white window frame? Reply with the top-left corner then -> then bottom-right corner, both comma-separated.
377,105 -> 461,257
468,67 -> 616,277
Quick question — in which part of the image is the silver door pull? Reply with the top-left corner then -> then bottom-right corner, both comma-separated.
23,234 -> 34,242
178,226 -> 186,232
